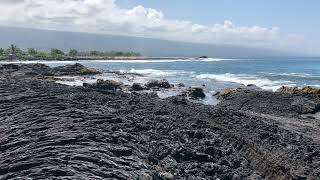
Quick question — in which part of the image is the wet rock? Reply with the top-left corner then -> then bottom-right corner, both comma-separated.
132,83 -> 144,91
212,91 -> 220,96
247,84 -> 257,87
183,87 -> 206,99
176,83 -> 185,87
83,82 -> 91,87
145,79 -> 171,89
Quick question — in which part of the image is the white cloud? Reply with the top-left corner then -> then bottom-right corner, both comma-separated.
0,0 -> 305,50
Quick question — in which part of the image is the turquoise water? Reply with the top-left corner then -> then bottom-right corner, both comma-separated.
3,57 -> 320,91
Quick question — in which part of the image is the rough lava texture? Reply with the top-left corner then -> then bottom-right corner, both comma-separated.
51,63 -> 101,76
0,63 -> 101,78
0,64 -> 319,180
277,86 -> 320,95
84,79 -> 124,91
145,79 -> 172,89
183,87 -> 206,99
132,83 -> 145,91
218,89 -> 320,117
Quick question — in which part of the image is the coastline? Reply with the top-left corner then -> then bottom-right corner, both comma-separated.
0,63 -> 319,179
0,56 -> 194,61
2,58 -> 319,93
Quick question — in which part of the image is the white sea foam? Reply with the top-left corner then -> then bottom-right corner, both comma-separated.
198,58 -> 239,62
259,72 -> 320,78
124,69 -> 193,77
195,73 -> 296,91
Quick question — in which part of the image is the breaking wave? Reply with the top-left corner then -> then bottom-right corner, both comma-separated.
259,72 -> 320,78
123,69 -> 194,77
195,73 -> 296,91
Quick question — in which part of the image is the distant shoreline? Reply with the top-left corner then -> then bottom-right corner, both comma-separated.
0,56 -> 195,61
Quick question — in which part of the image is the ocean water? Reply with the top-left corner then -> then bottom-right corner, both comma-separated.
2,57 -> 320,92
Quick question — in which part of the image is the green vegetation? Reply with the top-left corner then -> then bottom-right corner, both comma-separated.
69,49 -> 78,57
0,44 -> 142,61
0,48 -> 4,56
50,48 -> 64,59
27,48 -> 37,56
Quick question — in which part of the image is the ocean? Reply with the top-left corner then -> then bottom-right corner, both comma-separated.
2,57 -> 320,92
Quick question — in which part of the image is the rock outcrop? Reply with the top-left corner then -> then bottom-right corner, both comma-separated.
51,63 -> 101,76
0,64 -> 319,179
277,86 -> 320,95
0,63 -> 52,77
176,83 -> 185,87
85,79 -> 123,91
217,88 -> 242,99
0,63 -> 101,77
145,79 -> 172,89
183,87 -> 206,99
218,88 -> 320,116
132,83 -> 145,91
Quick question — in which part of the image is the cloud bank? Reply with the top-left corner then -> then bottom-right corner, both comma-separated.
0,0 -> 304,50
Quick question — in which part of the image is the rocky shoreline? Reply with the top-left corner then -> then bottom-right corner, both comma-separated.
0,63 -> 319,179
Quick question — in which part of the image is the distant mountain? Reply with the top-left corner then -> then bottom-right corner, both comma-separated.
0,26 -> 298,58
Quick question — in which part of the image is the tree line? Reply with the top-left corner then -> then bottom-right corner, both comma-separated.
0,44 -> 142,60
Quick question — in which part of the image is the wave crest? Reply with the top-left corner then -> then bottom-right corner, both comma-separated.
195,73 -> 296,91
124,69 -> 193,77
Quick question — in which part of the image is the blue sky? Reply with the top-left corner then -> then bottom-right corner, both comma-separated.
117,0 -> 320,53
118,0 -> 319,36
0,0 -> 318,54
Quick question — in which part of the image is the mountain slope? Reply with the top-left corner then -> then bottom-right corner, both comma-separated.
0,26 -> 296,58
